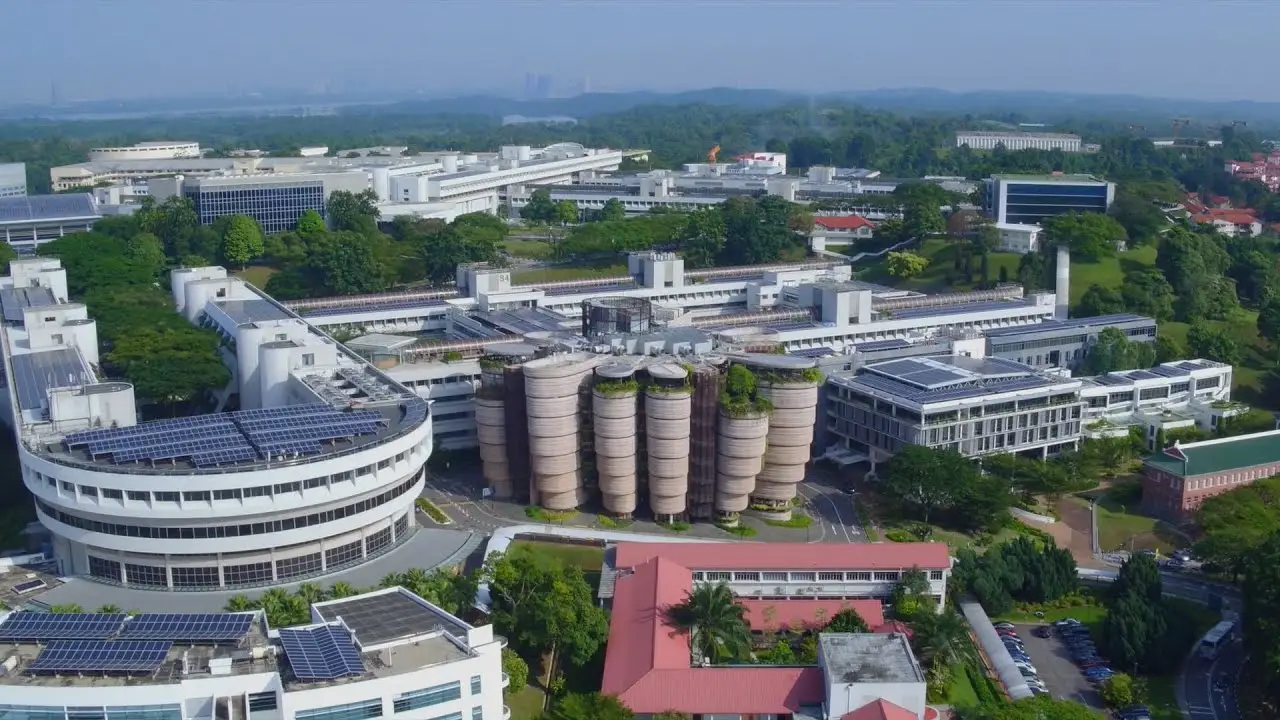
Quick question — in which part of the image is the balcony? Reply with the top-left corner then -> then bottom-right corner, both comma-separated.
502,672 -> 511,689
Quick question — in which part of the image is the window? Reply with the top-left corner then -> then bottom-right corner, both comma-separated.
89,555 -> 122,582
79,485 -> 98,498
214,489 -> 242,500
471,709 -> 483,720
225,561 -> 273,586
127,490 -> 149,502
873,571 -> 899,581
103,705 -> 182,720
274,481 -> 301,494
296,698 -> 383,720
366,527 -> 393,556
125,563 -> 168,588
248,692 -> 279,712
303,353 -> 315,366
154,491 -> 179,502
761,571 -> 787,582
847,571 -> 872,581
470,675 -> 482,694
51,333 -> 63,344
930,570 -> 944,581
304,477 -> 327,489
818,572 -> 844,581
172,566 -> 220,588
101,488 -> 123,500
394,682 -> 462,713
326,539 -> 363,569
276,552 -> 323,580
182,490 -> 211,502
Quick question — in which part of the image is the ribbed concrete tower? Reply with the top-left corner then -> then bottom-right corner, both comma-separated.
715,408 -> 770,521
645,362 -> 692,520
524,353 -> 599,510
753,361 -> 820,506
475,344 -> 539,500
593,362 -> 639,517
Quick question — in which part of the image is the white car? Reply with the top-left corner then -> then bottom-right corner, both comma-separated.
1013,660 -> 1038,675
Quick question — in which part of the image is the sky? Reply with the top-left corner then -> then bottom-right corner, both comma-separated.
2,0 -> 1277,105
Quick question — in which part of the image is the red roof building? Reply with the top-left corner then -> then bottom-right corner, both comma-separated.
814,215 -> 877,232
600,542 -> 940,718
843,699 -> 921,720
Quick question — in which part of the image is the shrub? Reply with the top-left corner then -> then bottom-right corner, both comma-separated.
501,648 -> 529,693
717,523 -> 757,537
415,498 -> 450,524
764,513 -> 813,529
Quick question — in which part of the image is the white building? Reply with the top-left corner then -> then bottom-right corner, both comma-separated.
0,260 -> 433,589
0,162 -> 27,197
994,222 -> 1043,254
956,131 -> 1083,152
87,141 -> 202,162
0,194 -> 101,254
0,587 -> 509,720
1079,358 -> 1242,443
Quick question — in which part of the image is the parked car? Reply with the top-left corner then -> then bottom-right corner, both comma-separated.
1085,668 -> 1114,679
994,622 -> 1016,630
1013,661 -> 1038,674
1032,626 -> 1052,638
1055,618 -> 1082,627
997,628 -> 1020,637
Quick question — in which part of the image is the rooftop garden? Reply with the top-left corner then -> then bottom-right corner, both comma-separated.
719,364 -> 773,417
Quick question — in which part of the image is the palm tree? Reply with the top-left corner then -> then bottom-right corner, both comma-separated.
665,582 -> 752,664
96,604 -> 123,614
328,581 -> 357,599
911,609 -> 971,668
224,594 -> 257,612
295,583 -> 327,605
380,572 -> 405,589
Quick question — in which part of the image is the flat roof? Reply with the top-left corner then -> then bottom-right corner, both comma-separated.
216,298 -> 292,325
0,286 -> 57,322
314,589 -> 470,648
820,633 -> 924,684
0,194 -> 99,225
841,356 -> 1068,406
983,313 -> 1153,338
867,355 -> 1033,389
613,541 -> 950,572
346,333 -> 419,352
10,347 -> 92,411
991,173 -> 1107,183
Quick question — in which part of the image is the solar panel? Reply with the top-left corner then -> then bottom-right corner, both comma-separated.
110,436 -> 254,465
1128,370 -> 1161,381
908,368 -> 966,387
120,613 -> 253,642
789,347 -> 836,358
855,339 -> 912,352
1091,374 -> 1132,387
0,612 -> 127,642
278,625 -> 365,680
192,446 -> 260,467
13,579 -> 47,594
1150,364 -> 1191,378
66,414 -> 234,445
257,440 -> 323,457
299,298 -> 450,317
27,640 -> 171,675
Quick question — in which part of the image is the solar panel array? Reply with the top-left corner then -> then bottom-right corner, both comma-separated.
893,300 -> 1029,320
63,403 -> 390,467
855,338 -> 912,352
1091,374 -> 1132,387
0,612 -> 127,642
544,282 -> 636,297
0,194 -> 99,224
13,579 -> 47,594
1128,370 -> 1161,381
1149,364 -> 1190,378
278,625 -> 366,680
789,347 -> 836,358
27,640 -> 172,675
850,370 -> 1053,405
120,613 -> 254,642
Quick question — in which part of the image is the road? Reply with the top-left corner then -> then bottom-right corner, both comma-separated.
1182,641 -> 1244,720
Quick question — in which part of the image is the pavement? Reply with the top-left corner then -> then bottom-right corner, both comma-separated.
421,464 -> 868,544
1182,639 -> 1245,720
1014,623 -> 1103,707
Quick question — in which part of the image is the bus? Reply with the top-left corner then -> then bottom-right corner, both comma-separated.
1198,620 -> 1236,659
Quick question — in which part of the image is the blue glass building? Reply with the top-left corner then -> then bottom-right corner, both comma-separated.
183,179 -> 326,234
987,174 -> 1116,225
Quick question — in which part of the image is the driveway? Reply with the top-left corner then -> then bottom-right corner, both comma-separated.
1014,624 -> 1104,708
1182,640 -> 1244,720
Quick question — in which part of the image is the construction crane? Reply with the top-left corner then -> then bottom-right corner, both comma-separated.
708,144 -> 721,164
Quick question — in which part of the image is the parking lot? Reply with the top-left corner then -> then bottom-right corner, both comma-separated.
1013,623 -> 1104,707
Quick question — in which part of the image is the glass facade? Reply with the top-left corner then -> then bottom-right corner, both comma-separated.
1003,182 -> 1110,225
0,706 -> 181,720
296,700 -> 382,720
393,682 -> 462,713
184,181 -> 325,234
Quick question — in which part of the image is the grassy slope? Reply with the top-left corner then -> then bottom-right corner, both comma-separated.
233,265 -> 277,288
510,264 -> 628,284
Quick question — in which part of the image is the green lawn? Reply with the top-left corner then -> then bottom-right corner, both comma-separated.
510,263 -> 628,284
1068,488 -> 1183,554
502,238 -> 556,260
858,238 -> 1021,292
993,602 -> 1108,636
508,539 -> 606,592
233,265 -> 277,288
946,662 -> 981,706
1068,244 -> 1158,305
507,686 -> 547,720
1159,308 -> 1268,404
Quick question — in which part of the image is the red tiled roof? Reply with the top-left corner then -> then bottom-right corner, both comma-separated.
814,215 -> 876,231
842,698 -> 920,720
602,542 -> 948,715
740,599 -> 884,632
1194,208 -> 1258,226
613,542 -> 950,572
873,620 -> 915,639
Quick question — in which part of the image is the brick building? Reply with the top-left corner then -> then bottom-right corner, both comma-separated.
1141,429 -> 1280,519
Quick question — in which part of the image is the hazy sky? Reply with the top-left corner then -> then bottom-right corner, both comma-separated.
2,0 -> 1276,104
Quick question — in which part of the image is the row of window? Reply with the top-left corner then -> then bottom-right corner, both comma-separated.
37,450 -> 415,506
0,706 -> 181,720
693,569 -> 944,582
87,517 -> 406,588
39,472 -> 419,540
299,679 -> 488,720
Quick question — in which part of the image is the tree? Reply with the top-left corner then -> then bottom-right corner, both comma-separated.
758,637 -> 798,665
1154,335 -> 1185,364
307,231 -> 390,295
652,713 -> 691,720
555,200 -> 579,225
679,209 -> 726,268
1241,530 -> 1280,712
125,232 -> 166,278
886,250 -> 928,278
1100,673 -> 1136,708
1077,284 -> 1126,317
1109,553 -> 1162,606
911,609 -> 970,668
892,568 -> 933,620
221,215 -> 265,269
599,197 -> 626,222
872,217 -> 908,246
824,607 -> 870,633
880,445 -> 1008,532
1082,327 -> 1156,374
326,189 -> 380,234
483,547 -> 609,667
136,196 -> 201,259
546,693 -> 633,720
521,189 -> 558,223
1101,591 -> 1166,672
903,202 -> 945,240
296,208 -> 326,235
107,326 -> 231,405
1259,297 -> 1280,344
224,595 -> 256,612
1109,192 -> 1167,245
1042,212 -> 1127,261
294,582 -> 327,605
1194,477 -> 1280,579
501,647 -> 529,693
664,582 -> 752,664
1120,270 -> 1176,321
328,581 -> 357,599
1186,325 -> 1241,365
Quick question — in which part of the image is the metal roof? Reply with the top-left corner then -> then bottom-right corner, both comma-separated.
0,194 -> 99,225
982,313 -> 1153,338
10,348 -> 92,411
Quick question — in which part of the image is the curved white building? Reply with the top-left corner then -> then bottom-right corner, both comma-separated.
0,260 -> 432,590
0,587 -> 508,720
87,141 -> 201,161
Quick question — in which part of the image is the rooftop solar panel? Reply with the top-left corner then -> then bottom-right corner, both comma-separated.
10,348 -> 92,411
1178,361 -> 1206,371
13,579 -> 47,594
278,625 -> 365,680
120,613 -> 253,643
855,339 -> 912,352
893,300 -> 1033,320
27,639 -> 171,675
1128,370 -> 1161,381
0,194 -> 99,225
0,612 -> 127,642
1149,364 -> 1191,378
789,348 -> 836,358
298,298 -> 449,317
192,446 -> 260,467
1091,374 -> 1132,387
